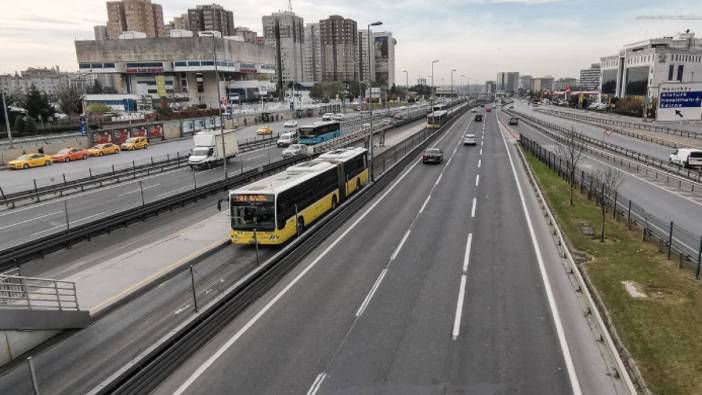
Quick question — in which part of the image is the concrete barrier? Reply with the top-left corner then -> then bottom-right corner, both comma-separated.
0,329 -> 60,366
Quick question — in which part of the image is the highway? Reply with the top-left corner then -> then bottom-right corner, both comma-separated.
0,110 -> 422,251
150,110 -> 623,395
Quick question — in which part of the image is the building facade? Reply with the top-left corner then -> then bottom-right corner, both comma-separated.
519,75 -> 532,91
485,80 -> 496,94
187,4 -> 235,36
75,35 -> 276,106
531,76 -> 554,92
262,11 -> 305,85
552,77 -> 578,91
357,30 -> 375,83
579,63 -> 601,91
373,31 -> 396,89
106,0 -> 166,39
496,72 -> 519,94
599,31 -> 702,99
233,27 -> 259,44
303,23 -> 322,83
94,25 -> 108,41
319,15 -> 358,82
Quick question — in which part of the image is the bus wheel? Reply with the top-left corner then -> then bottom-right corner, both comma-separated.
332,195 -> 338,210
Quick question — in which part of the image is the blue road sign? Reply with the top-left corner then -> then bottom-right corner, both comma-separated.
659,91 -> 702,109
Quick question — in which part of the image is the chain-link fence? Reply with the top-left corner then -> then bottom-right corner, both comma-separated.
520,134 -> 702,279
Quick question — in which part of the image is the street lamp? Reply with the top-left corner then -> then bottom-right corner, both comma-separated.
201,32 -> 227,179
367,21 -> 382,182
1,90 -> 12,148
431,59 -> 439,117
450,69 -> 456,101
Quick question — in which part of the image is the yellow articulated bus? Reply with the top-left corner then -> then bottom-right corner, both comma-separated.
230,147 -> 369,245
427,110 -> 449,129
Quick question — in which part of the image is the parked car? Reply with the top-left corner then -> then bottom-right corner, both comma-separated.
120,136 -> 149,151
277,132 -> 298,147
256,126 -> 273,135
474,114 -> 483,122
8,153 -> 53,169
282,144 -> 307,158
87,143 -> 120,157
669,148 -> 702,168
322,113 -> 334,121
52,147 -> 89,162
508,117 -> 519,125
463,134 -> 477,146
422,148 -> 444,164
332,113 -> 345,121
283,120 -> 298,128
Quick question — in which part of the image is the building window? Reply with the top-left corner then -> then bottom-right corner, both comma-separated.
668,64 -> 675,80
677,65 -> 684,81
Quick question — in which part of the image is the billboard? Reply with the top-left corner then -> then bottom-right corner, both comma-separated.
657,82 -> 702,122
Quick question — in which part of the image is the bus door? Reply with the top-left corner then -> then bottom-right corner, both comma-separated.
336,163 -> 347,202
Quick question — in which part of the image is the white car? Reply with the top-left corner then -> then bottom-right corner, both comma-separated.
282,144 -> 307,158
283,120 -> 298,128
332,113 -> 344,121
669,148 -> 702,168
463,134 -> 477,146
322,113 -> 334,121
277,132 -> 297,147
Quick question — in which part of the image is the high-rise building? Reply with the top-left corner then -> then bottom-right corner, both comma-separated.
234,27 -> 259,44
519,75 -> 532,91
579,64 -> 600,90
373,31 -> 396,89
303,23 -> 322,82
94,25 -> 108,40
553,77 -> 577,91
187,4 -> 234,36
262,11 -> 305,85
531,76 -> 554,92
485,80 -> 496,94
496,72 -> 519,94
357,30 -> 375,83
106,0 -> 166,39
169,13 -> 190,31
417,77 -> 427,86
319,15 -> 357,82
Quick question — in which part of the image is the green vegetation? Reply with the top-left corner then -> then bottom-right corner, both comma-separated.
524,149 -> 702,395
86,103 -> 112,114
24,84 -> 55,121
56,86 -> 84,115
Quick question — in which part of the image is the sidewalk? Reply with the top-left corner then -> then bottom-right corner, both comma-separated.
63,212 -> 230,315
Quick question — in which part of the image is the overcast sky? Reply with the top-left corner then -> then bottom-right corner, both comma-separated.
1,0 -> 702,84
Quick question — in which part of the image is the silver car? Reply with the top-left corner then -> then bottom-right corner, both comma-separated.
282,144 -> 307,158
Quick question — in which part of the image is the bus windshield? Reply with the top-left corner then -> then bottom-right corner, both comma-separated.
231,196 -> 276,231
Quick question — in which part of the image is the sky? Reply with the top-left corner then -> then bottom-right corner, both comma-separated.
1,0 -> 702,84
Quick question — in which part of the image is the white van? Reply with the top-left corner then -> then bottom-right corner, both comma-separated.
322,113 -> 334,121
669,148 -> 702,168
277,132 -> 298,148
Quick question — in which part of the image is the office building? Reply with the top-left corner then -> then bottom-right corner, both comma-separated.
531,76 -> 554,92
187,4 -> 235,36
553,77 -> 577,91
319,15 -> 358,82
233,27 -> 259,44
600,30 -> 702,99
303,23 -> 322,82
94,25 -> 108,41
106,0 -> 166,39
519,75 -> 532,91
262,11 -> 305,85
0,67 -> 100,96
373,31 -> 396,89
168,13 -> 190,31
74,35 -> 276,106
579,63 -> 600,90
485,80 -> 496,94
357,30 -> 375,83
496,72 -> 519,94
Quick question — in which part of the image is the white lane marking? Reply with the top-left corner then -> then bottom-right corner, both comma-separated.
28,211 -> 106,237
478,159 -> 482,168
451,274 -> 467,340
496,117 -> 582,395
174,304 -> 192,315
118,183 -> 160,197
462,233 -> 473,272
471,198 -> 477,218
435,173 -> 443,186
480,148 -> 483,155
0,211 -> 62,231
355,269 -> 388,317
390,230 -> 411,261
306,372 -> 327,395
419,195 -> 431,214
481,141 -> 484,146
156,185 -> 194,198
171,139 -> 428,395
475,174 -> 480,187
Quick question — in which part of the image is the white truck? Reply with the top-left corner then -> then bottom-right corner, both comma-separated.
188,129 -> 239,170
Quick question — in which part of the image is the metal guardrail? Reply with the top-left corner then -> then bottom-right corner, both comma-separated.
520,134 -> 702,278
506,108 -> 702,184
536,108 -> 701,149
0,274 -> 80,311
90,103 -> 469,395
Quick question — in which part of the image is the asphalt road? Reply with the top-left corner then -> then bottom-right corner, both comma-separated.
0,114 -> 427,251
502,109 -> 702,255
152,110 -> 622,395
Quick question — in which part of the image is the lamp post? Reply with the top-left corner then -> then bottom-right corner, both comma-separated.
450,69 -> 456,102
1,90 -> 12,148
431,59 -> 439,118
403,70 -> 408,89
460,74 -> 465,96
367,21 -> 383,182
202,32 -> 227,179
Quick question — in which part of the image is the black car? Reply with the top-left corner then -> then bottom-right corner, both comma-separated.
474,114 -> 483,122
508,117 -> 519,125
422,148 -> 443,164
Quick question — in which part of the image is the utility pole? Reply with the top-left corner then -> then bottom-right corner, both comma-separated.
451,69 -> 456,102
1,90 -> 12,148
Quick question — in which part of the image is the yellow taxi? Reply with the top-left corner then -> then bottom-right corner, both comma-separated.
8,153 -> 53,170
256,126 -> 273,135
87,143 -> 121,157
120,136 -> 149,151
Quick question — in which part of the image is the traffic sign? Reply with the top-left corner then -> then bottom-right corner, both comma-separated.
656,82 -> 702,121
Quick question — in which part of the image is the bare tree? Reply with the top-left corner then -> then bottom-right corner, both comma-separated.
556,125 -> 584,206
592,167 -> 625,242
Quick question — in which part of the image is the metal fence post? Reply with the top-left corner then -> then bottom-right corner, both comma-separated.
33,179 -> 40,202
667,221 -> 674,260
63,200 -> 70,231
192,170 -> 197,190
189,265 -> 198,313
627,200 -> 632,229
139,181 -> 145,207
132,161 -> 137,179
696,236 -> 702,280
27,356 -> 40,395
